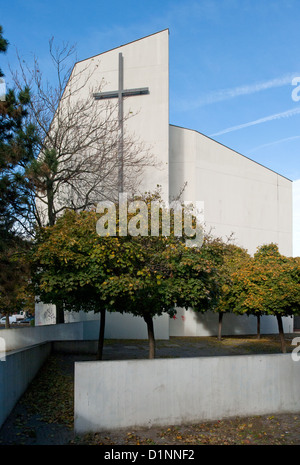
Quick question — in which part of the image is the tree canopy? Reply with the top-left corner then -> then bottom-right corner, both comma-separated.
30,201 -> 226,358
220,243 -> 300,351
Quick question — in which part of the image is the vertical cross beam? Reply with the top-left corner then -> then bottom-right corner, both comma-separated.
118,53 -> 124,192
93,52 -> 149,194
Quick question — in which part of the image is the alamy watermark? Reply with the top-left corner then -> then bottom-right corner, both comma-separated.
292,77 -> 300,102
96,193 -> 205,248
291,80 -> 300,362
291,337 -> 300,361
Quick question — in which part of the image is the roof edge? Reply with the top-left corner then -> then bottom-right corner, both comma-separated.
169,124 -> 293,183
76,28 -> 170,65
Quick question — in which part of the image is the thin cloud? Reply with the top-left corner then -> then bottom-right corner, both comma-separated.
176,73 -> 299,111
209,106 -> 300,137
248,135 -> 300,154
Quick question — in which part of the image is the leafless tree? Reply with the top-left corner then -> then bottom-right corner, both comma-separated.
12,38 -> 156,228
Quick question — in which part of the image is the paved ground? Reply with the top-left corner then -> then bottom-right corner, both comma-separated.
0,334 -> 299,447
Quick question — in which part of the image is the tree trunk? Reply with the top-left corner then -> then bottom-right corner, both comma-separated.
276,314 -> 286,353
218,313 -> 223,341
257,315 -> 261,339
144,314 -> 156,359
5,314 -> 10,329
55,303 -> 65,324
48,186 -> 65,325
47,184 -> 55,227
97,308 -> 106,360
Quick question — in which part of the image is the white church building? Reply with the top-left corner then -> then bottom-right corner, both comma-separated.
36,29 -> 295,336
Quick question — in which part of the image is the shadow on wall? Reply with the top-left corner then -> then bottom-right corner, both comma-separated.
169,308 -> 294,337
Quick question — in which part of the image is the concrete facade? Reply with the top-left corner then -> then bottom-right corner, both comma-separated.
169,124 -> 293,335
35,29 -> 294,335
70,29 -> 293,257
169,125 -> 293,256
74,353 -> 300,433
73,28 -> 170,200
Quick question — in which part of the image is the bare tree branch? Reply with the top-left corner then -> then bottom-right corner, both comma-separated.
11,39 -> 157,227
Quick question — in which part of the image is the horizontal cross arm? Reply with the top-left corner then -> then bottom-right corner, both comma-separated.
93,87 -> 149,100
122,87 -> 149,97
93,90 -> 119,100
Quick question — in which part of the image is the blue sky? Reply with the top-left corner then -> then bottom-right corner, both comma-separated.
1,0 -> 300,253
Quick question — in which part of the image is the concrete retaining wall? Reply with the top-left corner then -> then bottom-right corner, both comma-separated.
0,322 -> 84,352
74,353 -> 300,433
0,343 -> 51,428
0,313 -> 170,353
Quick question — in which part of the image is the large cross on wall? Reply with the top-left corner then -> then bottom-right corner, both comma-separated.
93,52 -> 149,193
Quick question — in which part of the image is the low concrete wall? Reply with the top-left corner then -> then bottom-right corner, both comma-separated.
0,343 -> 51,428
74,353 -> 300,433
0,313 -> 169,353
0,322 -> 85,352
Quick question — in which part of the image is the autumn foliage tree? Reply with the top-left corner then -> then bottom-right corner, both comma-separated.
217,244 -> 252,340
221,243 -> 300,352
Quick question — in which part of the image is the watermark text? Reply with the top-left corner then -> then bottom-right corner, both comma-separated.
96,193 -> 205,248
292,77 -> 300,102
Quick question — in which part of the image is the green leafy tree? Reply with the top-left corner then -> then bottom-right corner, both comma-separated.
30,210 -> 107,356
30,196 -> 225,358
98,233 -> 224,359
